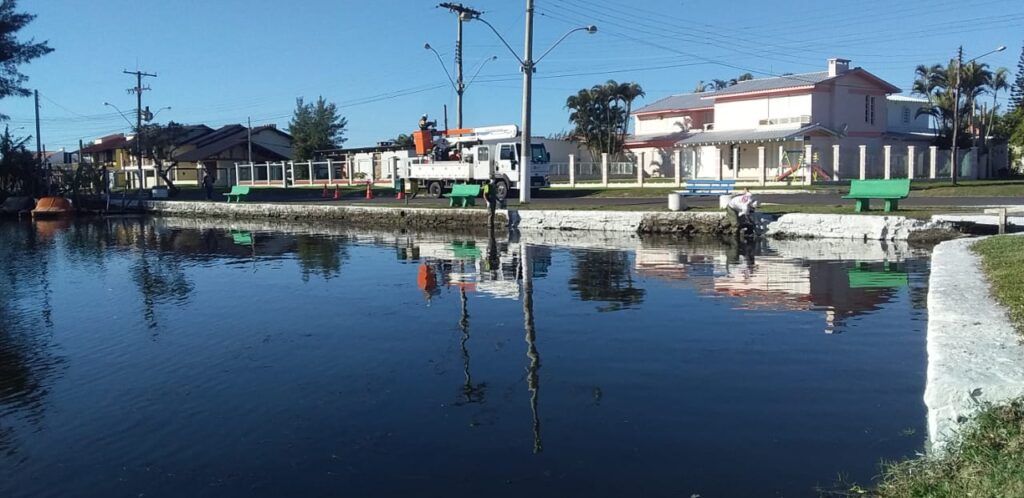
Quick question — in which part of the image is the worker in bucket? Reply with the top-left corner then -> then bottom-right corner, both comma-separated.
726,190 -> 760,236
419,114 -> 436,131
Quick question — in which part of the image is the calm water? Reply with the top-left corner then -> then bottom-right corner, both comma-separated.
0,218 -> 930,498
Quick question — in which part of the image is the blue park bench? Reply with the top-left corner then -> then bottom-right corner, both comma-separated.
680,179 -> 736,197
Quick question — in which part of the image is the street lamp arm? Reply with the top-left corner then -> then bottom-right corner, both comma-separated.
465,56 -> 497,90
425,43 -> 459,91
104,102 -> 136,129
472,16 -> 525,67
534,26 -> 597,65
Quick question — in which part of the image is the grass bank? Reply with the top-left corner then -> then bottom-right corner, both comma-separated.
838,235 -> 1024,497
973,235 -> 1024,332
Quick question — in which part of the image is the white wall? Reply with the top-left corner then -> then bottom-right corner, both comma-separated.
714,93 -> 813,131
887,100 -> 932,133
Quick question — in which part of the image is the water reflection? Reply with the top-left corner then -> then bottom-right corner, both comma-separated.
0,217 -> 932,497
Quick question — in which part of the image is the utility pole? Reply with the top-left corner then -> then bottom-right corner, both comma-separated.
34,89 -> 43,195
950,45 -> 963,186
247,116 -> 253,164
438,2 -> 480,129
124,69 -> 156,196
520,0 -> 535,204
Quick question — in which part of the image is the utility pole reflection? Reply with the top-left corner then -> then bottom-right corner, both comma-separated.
521,241 -> 542,453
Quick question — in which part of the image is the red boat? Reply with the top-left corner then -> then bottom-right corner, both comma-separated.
31,196 -> 74,218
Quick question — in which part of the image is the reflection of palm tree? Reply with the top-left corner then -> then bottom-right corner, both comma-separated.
296,235 -> 346,282
569,250 -> 645,312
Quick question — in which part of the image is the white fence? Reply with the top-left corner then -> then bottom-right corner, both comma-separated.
233,159 -> 397,188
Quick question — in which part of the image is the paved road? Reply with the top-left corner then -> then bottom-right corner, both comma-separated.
168,187 -> 1024,209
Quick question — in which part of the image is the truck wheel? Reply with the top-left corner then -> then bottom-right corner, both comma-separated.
494,180 -> 509,202
428,181 -> 444,198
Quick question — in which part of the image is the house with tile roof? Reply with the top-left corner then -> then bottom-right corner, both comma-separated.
626,58 -> 938,182
174,124 -> 293,187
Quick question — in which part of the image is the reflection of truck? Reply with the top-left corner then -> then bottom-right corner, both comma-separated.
398,124 -> 550,201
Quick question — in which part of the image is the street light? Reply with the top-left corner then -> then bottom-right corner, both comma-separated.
104,102 -> 135,128
950,44 -> 1005,185
471,10 -> 596,203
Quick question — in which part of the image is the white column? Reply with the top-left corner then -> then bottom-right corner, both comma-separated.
715,147 -> 723,181
907,145 -> 916,180
673,149 -> 682,187
832,144 -> 840,181
859,145 -> 867,180
690,148 -> 698,180
327,159 -> 333,184
883,145 -> 891,179
803,143 -> 813,185
234,163 -> 240,186
731,145 -> 739,180
971,148 -> 980,179
347,154 -> 354,186
777,144 -> 785,181
308,160 -> 314,185
929,146 -> 938,179
568,154 -> 576,188
601,153 -> 609,187
637,151 -> 644,186
757,146 -> 766,186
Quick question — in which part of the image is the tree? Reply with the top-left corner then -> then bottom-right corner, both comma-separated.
135,121 -> 193,194
0,124 -> 36,195
0,0 -> 53,119
288,96 -> 348,160
390,133 -> 414,147
1010,43 -> 1024,111
693,73 -> 754,94
986,67 -> 1010,140
910,59 -> 1007,146
565,80 -> 643,159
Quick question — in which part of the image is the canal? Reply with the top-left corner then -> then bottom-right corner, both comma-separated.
0,217 -> 930,497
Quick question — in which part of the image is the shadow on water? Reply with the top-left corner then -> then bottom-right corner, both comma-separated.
0,216 -> 933,497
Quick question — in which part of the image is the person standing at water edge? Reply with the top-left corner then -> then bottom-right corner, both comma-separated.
726,190 -> 759,235
484,179 -> 497,228
202,166 -> 214,200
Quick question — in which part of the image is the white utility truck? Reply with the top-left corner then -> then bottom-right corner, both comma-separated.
399,124 -> 550,201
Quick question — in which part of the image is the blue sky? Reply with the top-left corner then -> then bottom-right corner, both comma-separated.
3,0 -> 1022,151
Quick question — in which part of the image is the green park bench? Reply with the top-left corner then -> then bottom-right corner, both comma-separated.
223,185 -> 251,203
443,183 -> 481,208
842,179 -> 910,212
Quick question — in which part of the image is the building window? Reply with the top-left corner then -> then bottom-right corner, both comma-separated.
865,95 -> 870,123
902,107 -> 911,123
870,96 -> 876,125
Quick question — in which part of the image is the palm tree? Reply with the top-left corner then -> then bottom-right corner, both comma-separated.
958,61 -> 992,137
693,80 -> 708,93
986,67 -> 1011,139
615,81 -> 645,146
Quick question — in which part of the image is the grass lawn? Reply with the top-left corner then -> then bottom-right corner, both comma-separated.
911,179 -> 1024,197
973,236 -> 1024,332
757,203 -> 979,219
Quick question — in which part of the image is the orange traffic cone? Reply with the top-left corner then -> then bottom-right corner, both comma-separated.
396,187 -> 404,200
333,184 -> 340,200
365,180 -> 373,200
321,184 -> 329,198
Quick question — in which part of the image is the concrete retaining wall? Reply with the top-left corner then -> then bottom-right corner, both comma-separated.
510,209 -> 732,234
766,213 -> 956,241
139,200 -> 507,231
925,237 -> 1024,450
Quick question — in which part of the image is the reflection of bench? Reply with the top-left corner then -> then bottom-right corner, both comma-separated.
681,179 -> 735,197
443,183 -> 480,207
847,268 -> 909,288
231,230 -> 253,245
842,179 -> 910,212
451,241 -> 481,259
224,185 -> 251,203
